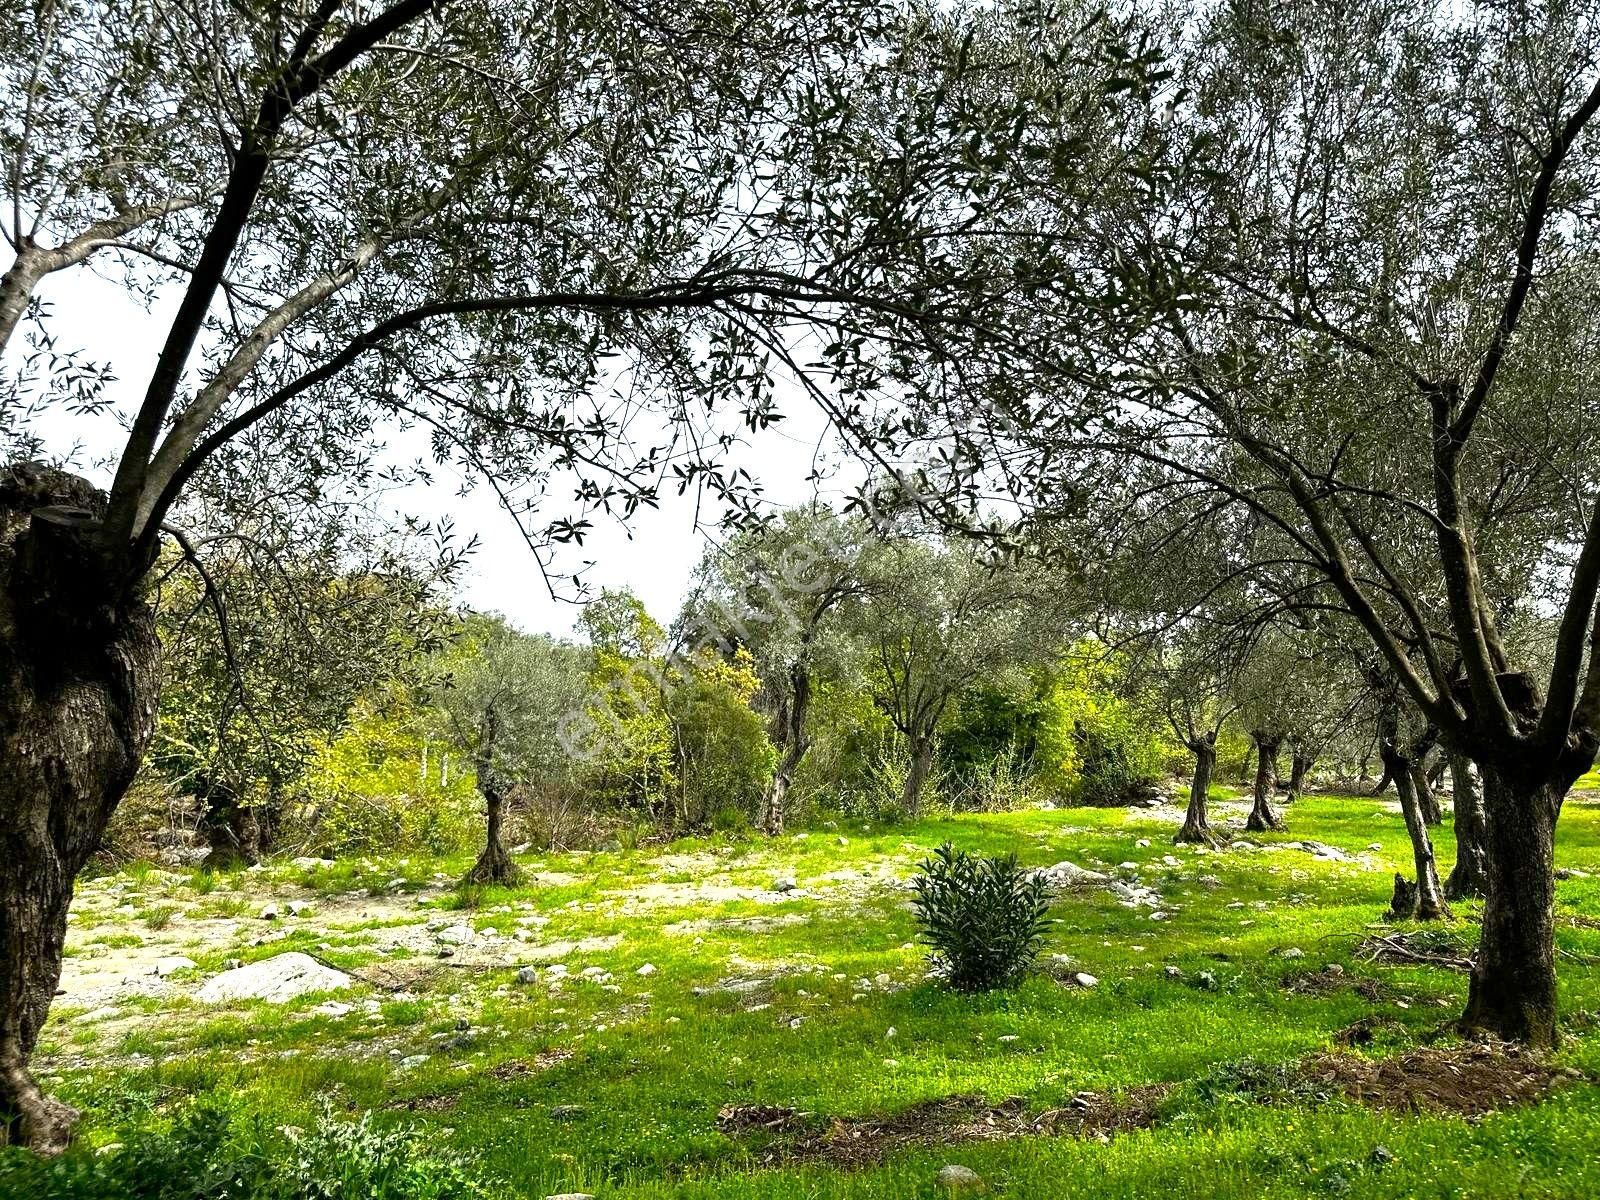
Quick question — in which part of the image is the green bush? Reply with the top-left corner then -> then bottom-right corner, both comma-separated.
0,1102 -> 480,1200
911,843 -> 1050,991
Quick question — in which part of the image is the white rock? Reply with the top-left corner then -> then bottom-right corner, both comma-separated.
435,923 -> 474,945
1282,947 -> 1305,959
154,955 -> 196,977
291,857 -> 335,870
772,876 -> 798,893
1135,838 -> 1151,848
258,904 -> 279,920
544,1194 -> 596,1200
1072,972 -> 1099,988
196,953 -> 352,1004
636,963 -> 657,976
286,900 -> 312,916
936,1164 -> 984,1192
1027,860 -> 1109,891
399,1055 -> 428,1069
315,1001 -> 354,1017
516,966 -> 539,984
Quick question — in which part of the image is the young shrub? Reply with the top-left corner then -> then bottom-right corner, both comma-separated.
911,843 -> 1050,991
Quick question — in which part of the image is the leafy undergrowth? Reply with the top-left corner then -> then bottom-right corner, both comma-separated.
21,791 -> 1600,1198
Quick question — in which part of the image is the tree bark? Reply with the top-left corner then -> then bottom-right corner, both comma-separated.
1245,735 -> 1284,832
0,253 -> 43,356
1175,735 -> 1218,845
1413,755 -> 1444,826
1,464 -> 161,1153
1388,746 -> 1450,921
1461,765 -> 1560,1047
902,735 -> 935,817
761,661 -> 811,836
1444,752 -> 1490,900
1286,748 -> 1312,804
465,706 -> 518,886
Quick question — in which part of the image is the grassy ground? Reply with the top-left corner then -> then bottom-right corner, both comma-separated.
32,789 -> 1600,1198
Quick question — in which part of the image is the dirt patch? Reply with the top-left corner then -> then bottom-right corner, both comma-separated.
490,1047 -> 573,1079
1282,966 -> 1386,1001
727,1088 -> 1169,1167
385,1049 -> 575,1113
1332,1016 -> 1406,1046
1301,1042 -> 1583,1118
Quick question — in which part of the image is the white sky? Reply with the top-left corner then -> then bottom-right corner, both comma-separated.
11,263 -> 849,638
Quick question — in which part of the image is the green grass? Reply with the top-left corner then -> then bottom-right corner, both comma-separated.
31,791 -> 1600,1198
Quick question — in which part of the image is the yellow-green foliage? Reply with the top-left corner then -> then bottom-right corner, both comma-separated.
666,647 -> 777,828
792,678 -> 897,811
581,644 -> 677,814
1025,648 -> 1170,802
290,685 -> 479,855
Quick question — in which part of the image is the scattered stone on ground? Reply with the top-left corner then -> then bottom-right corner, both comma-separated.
1027,860 -> 1110,891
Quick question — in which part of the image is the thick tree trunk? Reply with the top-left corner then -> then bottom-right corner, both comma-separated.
1286,749 -> 1311,804
1389,747 -> 1450,921
1413,756 -> 1444,826
0,464 -> 161,1153
761,662 -> 811,837
1175,736 -> 1218,846
1245,735 -> 1283,832
902,736 -> 935,817
1444,753 -> 1490,900
465,706 -> 518,887
1461,765 -> 1561,1047
465,786 -> 517,885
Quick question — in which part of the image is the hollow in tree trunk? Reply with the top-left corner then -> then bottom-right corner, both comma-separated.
1245,735 -> 1284,832
902,735 -> 935,817
1,464 -> 162,1153
1461,765 -> 1561,1047
464,706 -> 518,887
1175,735 -> 1219,846
1444,752 -> 1490,900
761,661 -> 811,837
1388,745 -> 1450,921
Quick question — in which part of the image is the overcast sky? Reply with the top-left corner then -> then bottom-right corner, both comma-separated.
11,262 -> 849,638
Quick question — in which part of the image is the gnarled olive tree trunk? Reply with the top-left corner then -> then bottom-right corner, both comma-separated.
1462,765 -> 1561,1047
1285,747 -> 1312,804
1175,734 -> 1218,845
1412,752 -> 1444,826
1385,744 -> 1450,921
902,735 -> 936,817
1245,734 -> 1283,832
1,465 -> 161,1153
465,706 -> 518,887
760,661 -> 811,837
1444,752 -> 1489,900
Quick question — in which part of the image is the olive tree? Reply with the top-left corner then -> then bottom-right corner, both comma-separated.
432,616 -> 588,886
681,507 -> 871,834
865,0 -> 1600,1046
0,0 -> 1111,1148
